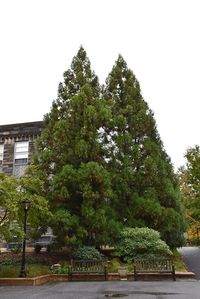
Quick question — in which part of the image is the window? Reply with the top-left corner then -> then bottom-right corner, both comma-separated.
13,142 -> 29,178
0,144 -> 3,171
14,141 -> 29,160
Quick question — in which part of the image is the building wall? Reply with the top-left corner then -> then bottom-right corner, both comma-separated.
0,121 -> 44,177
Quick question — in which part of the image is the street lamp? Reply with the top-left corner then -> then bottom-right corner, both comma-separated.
19,199 -> 31,278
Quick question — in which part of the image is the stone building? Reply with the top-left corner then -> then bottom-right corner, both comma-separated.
0,121 -> 44,177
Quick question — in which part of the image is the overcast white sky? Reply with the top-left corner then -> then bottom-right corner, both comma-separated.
0,0 -> 199,170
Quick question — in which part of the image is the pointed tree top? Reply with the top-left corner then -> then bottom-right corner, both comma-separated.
56,46 -> 100,100
75,45 -> 87,62
105,53 -> 141,96
116,54 -> 127,65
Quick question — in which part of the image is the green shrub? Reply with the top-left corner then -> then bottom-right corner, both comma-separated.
171,249 -> 181,257
72,246 -> 104,261
51,266 -> 69,274
108,258 -> 121,272
0,258 -> 20,266
34,244 -> 42,253
114,227 -> 172,263
58,260 -> 70,268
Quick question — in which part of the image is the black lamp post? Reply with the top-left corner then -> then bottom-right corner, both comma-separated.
19,199 -> 31,278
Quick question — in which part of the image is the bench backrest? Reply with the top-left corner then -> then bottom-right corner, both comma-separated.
70,259 -> 106,272
134,258 -> 173,271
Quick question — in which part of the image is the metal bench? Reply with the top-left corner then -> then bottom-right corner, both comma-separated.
68,259 -> 108,281
133,258 -> 176,281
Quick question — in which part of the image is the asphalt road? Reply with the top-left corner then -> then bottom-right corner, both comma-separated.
178,247 -> 200,279
1,281 -> 200,299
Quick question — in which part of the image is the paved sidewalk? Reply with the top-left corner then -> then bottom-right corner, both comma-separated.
0,281 -> 200,299
178,247 -> 200,279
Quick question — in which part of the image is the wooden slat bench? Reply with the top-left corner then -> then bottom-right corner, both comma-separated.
68,259 -> 108,281
133,258 -> 176,281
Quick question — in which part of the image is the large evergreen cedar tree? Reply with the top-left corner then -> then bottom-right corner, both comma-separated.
34,47 -> 120,246
103,55 -> 185,247
33,47 -> 185,248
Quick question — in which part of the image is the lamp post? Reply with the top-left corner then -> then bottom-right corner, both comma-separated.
19,199 -> 31,278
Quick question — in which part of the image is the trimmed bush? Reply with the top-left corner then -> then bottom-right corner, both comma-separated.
72,246 -> 103,261
114,227 -> 172,263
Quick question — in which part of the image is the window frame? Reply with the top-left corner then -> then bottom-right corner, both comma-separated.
14,141 -> 29,162
13,141 -> 29,177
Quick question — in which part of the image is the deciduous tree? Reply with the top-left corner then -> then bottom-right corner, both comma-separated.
0,168 -> 50,242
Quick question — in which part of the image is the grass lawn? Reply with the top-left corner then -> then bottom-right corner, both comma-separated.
0,264 -> 50,278
173,257 -> 187,272
0,251 -> 70,278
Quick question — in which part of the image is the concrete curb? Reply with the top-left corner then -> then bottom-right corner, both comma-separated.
0,271 -> 196,286
0,274 -> 68,286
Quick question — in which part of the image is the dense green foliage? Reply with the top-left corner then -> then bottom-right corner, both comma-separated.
32,47 -> 186,248
51,265 -> 69,274
178,145 -> 200,227
0,173 -> 22,240
114,227 -> 172,262
0,169 -> 50,242
33,47 -> 120,246
102,56 -> 186,247
72,245 -> 103,260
